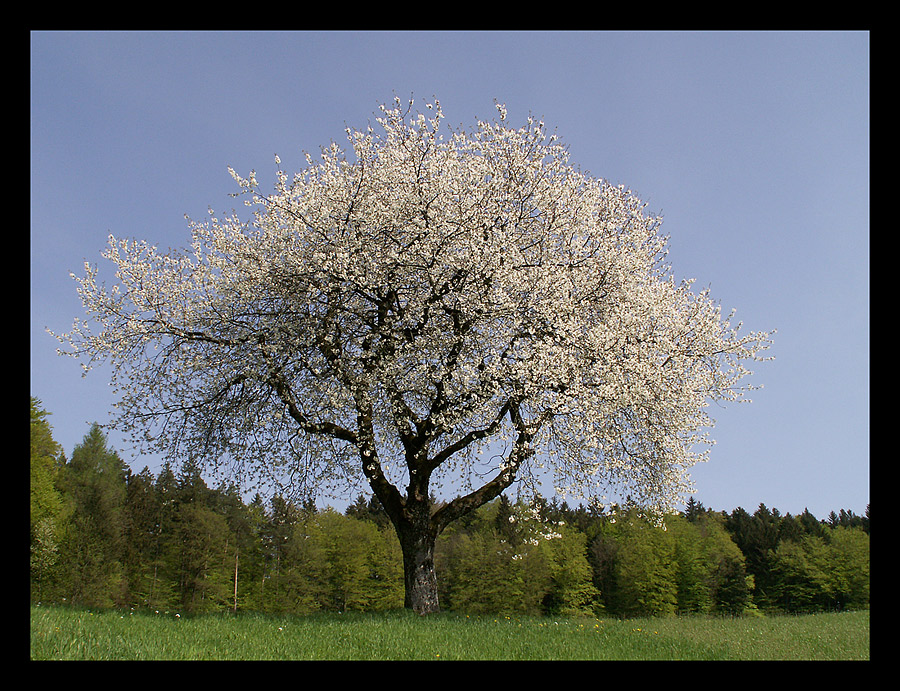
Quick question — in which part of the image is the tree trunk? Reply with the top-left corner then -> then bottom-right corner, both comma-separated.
397,519 -> 440,615
360,416 -> 443,614
359,405 -> 528,615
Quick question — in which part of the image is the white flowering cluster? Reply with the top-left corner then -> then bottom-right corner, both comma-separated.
54,97 -> 772,517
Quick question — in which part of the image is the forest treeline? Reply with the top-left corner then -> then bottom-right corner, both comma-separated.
31,398 -> 869,618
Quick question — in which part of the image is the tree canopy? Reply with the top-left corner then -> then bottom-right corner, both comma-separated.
54,97 -> 773,612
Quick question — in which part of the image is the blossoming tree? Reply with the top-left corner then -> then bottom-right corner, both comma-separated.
55,98 -> 772,614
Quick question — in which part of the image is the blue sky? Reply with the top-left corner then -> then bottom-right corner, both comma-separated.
30,31 -> 869,519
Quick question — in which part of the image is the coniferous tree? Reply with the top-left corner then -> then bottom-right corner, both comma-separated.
56,424 -> 130,608
724,504 -> 780,609
798,508 -> 825,539
146,462 -> 180,610
169,463 -> 234,613
173,501 -> 233,613
724,506 -> 752,550
345,495 -> 371,522
258,494 -> 303,612
699,513 -> 753,615
588,530 -> 620,616
683,496 -> 706,523
492,494 -> 518,547
776,513 -> 802,544
122,466 -> 163,609
236,493 -> 272,612
30,398 -> 67,602
214,483 -> 266,614
30,403 -> 868,619
346,493 -> 392,529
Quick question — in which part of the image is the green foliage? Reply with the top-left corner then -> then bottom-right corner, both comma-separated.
439,532 -> 531,614
172,503 -> 233,614
700,516 -> 753,615
542,524 -> 600,616
53,424 -> 130,608
769,536 -> 829,612
30,398 -> 67,600
293,509 -> 404,612
826,527 -> 870,610
668,517 -> 712,614
30,398 -> 65,532
770,528 -> 870,613
31,399 -> 869,619
607,512 -> 679,617
437,502 -> 551,615
435,499 -> 599,616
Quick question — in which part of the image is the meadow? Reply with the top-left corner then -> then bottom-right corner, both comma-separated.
30,605 -> 869,661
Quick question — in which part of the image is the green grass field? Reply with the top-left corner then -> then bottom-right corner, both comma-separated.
30,605 -> 869,661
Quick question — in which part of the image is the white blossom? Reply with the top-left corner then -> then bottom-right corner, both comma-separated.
52,96 -> 773,516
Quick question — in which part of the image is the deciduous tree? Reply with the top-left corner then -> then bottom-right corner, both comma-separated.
606,510 -> 678,617
54,97 -> 772,613
30,398 -> 66,600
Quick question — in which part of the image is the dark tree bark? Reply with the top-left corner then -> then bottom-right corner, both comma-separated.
395,504 -> 440,614
362,399 -> 535,614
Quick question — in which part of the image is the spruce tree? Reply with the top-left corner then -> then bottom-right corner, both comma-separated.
147,462 -> 180,610
683,496 -> 706,523
57,423 -> 130,608
173,501 -> 233,613
122,466 -> 163,609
